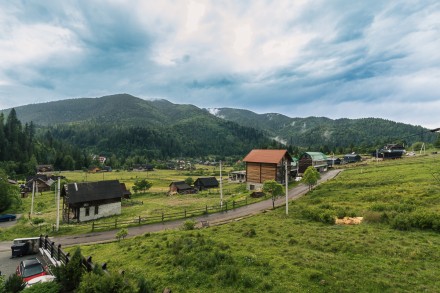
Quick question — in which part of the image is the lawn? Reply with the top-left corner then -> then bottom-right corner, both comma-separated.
0,167 -> 262,239
70,153 -> 440,292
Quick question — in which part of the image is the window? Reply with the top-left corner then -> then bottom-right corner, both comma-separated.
94,205 -> 99,215
250,184 -> 255,190
85,207 -> 90,217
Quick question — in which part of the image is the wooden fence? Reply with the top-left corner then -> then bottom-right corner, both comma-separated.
39,235 -> 106,273
91,198 -> 248,232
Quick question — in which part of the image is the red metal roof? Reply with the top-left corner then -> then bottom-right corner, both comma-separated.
243,149 -> 291,164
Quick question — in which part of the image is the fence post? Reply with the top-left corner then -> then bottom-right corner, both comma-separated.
44,235 -> 49,249
205,205 -> 208,213
184,210 -> 187,218
57,244 -> 62,261
162,212 -> 164,222
115,218 -> 117,229
50,241 -> 55,258
39,235 -> 43,248
138,216 -> 141,224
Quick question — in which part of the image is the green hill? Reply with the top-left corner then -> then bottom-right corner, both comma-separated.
208,108 -> 437,151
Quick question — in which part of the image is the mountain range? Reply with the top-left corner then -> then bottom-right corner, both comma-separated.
2,94 -> 436,158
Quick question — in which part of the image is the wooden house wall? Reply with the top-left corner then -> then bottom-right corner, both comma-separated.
246,163 -> 277,183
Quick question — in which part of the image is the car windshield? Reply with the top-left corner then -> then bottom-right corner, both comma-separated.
22,264 -> 44,277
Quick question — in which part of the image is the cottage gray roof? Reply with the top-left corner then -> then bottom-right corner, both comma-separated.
169,181 -> 192,190
62,180 -> 123,204
194,177 -> 219,187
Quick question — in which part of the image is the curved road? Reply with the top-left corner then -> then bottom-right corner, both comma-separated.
54,169 -> 342,246
1,169 -> 341,250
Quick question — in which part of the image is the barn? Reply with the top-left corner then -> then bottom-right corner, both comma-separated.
61,180 -> 123,223
243,149 -> 292,191
298,152 -> 328,175
343,154 -> 362,163
194,177 -> 219,191
169,181 -> 195,194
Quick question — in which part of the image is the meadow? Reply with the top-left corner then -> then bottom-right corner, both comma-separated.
70,154 -> 440,292
0,166 -> 260,240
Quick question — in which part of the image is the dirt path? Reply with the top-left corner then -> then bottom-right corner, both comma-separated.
0,169 -> 342,250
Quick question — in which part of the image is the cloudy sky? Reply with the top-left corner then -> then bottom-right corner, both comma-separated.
0,1 -> 439,128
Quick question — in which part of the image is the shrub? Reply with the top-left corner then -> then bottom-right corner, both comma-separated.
390,214 -> 412,230
116,228 -> 128,241
243,228 -> 256,237
4,274 -> 25,293
32,218 -> 45,225
53,247 -> 83,292
77,271 -> 134,293
181,220 -> 196,230
363,211 -> 384,223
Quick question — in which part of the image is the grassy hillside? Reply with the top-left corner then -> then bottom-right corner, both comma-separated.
73,154 -> 440,292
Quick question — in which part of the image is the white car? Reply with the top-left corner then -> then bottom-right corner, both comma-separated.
25,275 -> 56,287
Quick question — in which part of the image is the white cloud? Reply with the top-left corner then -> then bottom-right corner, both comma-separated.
0,0 -> 439,129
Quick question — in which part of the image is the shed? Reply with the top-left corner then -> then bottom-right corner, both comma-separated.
344,154 -> 362,163
61,180 -> 123,223
194,177 -> 219,191
378,144 -> 406,159
327,157 -> 341,167
298,152 -> 328,174
169,181 -> 195,194
243,149 -> 292,191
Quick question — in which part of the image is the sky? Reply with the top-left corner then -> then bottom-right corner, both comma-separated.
0,0 -> 439,129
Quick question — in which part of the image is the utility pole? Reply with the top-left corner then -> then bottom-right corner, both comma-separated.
56,178 -> 60,231
31,180 -> 35,215
285,159 -> 289,215
220,160 -> 223,209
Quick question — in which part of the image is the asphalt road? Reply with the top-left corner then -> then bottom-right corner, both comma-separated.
0,169 -> 342,277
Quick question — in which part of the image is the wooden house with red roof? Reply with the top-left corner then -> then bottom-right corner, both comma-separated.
243,149 -> 292,191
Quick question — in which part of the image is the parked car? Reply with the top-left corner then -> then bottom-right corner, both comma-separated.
0,214 -> 16,222
16,258 -> 47,282
25,275 -> 55,287
11,237 -> 40,258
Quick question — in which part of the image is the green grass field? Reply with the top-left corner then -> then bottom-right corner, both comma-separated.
69,154 -> 440,292
0,167 -> 258,239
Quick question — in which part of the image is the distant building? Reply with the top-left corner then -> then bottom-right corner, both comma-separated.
243,149 -> 292,191
327,157 -> 341,167
377,144 -> 406,159
298,152 -> 328,175
194,177 -> 219,191
169,181 -> 195,195
61,180 -> 123,223
343,154 -> 362,163
229,171 -> 246,183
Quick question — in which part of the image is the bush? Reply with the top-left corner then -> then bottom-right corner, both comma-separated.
116,228 -> 128,241
181,220 -> 196,230
4,274 -> 25,293
32,218 -> 45,225
243,228 -> 256,237
53,247 -> 83,292
77,271 -> 134,293
390,214 -> 412,230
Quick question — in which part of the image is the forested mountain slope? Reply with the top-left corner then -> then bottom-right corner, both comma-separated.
208,108 -> 437,151
2,94 -> 437,157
